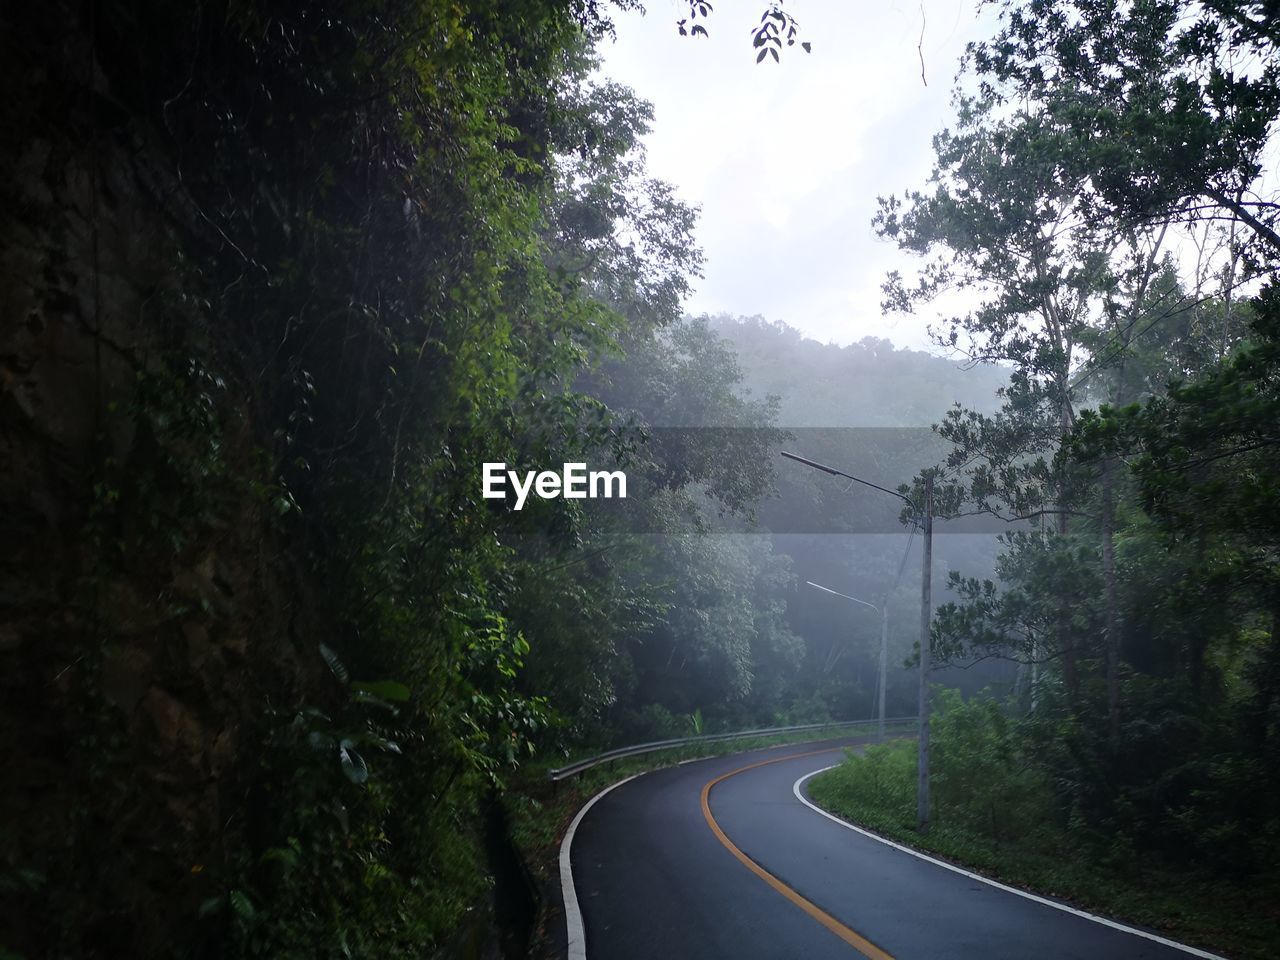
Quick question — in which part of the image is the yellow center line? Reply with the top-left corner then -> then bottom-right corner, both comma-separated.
700,749 -> 896,960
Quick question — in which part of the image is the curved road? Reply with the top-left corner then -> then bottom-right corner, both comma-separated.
564,738 -> 1221,960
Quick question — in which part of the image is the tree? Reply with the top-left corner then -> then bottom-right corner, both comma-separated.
914,0 -> 1280,874
967,0 -> 1280,258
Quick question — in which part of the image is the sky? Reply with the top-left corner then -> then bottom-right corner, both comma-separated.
595,0 -> 998,351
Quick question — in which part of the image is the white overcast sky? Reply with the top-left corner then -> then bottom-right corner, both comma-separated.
596,0 -> 997,351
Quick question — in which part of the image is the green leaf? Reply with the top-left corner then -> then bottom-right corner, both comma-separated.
351,679 -> 411,702
350,691 -> 399,712
229,889 -> 255,921
339,740 -> 368,784
356,733 -> 402,754
319,643 -> 348,683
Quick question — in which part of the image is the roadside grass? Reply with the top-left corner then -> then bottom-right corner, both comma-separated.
808,740 -> 1280,960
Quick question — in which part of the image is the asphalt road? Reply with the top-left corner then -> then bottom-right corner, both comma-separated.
565,738 -> 1219,960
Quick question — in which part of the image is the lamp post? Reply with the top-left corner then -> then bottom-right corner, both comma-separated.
782,451 -> 935,834
805,580 -> 889,741
917,473 -> 933,835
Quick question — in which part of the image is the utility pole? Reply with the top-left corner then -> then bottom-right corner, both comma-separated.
877,603 -> 888,741
875,604 -> 885,742
781,451 -> 934,830
878,519 -> 916,742
917,473 -> 933,834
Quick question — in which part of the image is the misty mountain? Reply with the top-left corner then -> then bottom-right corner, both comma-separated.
709,314 -> 1008,428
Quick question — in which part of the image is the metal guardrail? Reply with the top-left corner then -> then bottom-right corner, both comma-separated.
547,716 -> 919,781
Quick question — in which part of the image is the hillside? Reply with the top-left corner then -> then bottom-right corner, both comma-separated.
709,314 -> 1008,428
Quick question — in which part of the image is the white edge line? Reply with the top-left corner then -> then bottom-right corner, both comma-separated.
557,737 -> 889,959
559,772 -> 642,960
792,766 -> 1227,960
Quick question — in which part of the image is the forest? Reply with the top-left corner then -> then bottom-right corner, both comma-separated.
1,0 -> 1277,958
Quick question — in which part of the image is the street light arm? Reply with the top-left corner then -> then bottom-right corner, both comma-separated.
780,450 -> 919,516
781,448 -> 934,832
806,580 -> 879,612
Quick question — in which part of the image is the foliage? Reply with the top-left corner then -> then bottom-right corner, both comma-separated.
808,697 -> 1280,959
673,2 -> 813,61
967,0 -> 1280,262
812,690 -> 1056,844
874,3 -> 1280,941
4,0 -> 758,956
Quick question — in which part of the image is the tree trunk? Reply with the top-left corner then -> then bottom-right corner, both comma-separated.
1102,457 -> 1120,746
1056,368 -> 1081,708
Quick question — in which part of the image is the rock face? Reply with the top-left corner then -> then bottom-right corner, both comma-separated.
0,15 -> 317,958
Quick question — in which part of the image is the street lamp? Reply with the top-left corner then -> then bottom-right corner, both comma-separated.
782,450 -> 935,834
806,580 -> 890,742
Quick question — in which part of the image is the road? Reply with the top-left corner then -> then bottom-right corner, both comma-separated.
562,737 -> 1221,960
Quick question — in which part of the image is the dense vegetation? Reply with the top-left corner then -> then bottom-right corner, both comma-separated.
815,0 -> 1280,953
2,0 -> 1278,958
0,2 -> 923,957
1,1 -> 735,956
809,698 -> 1277,959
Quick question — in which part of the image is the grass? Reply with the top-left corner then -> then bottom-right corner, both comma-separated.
807,740 -> 1280,960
